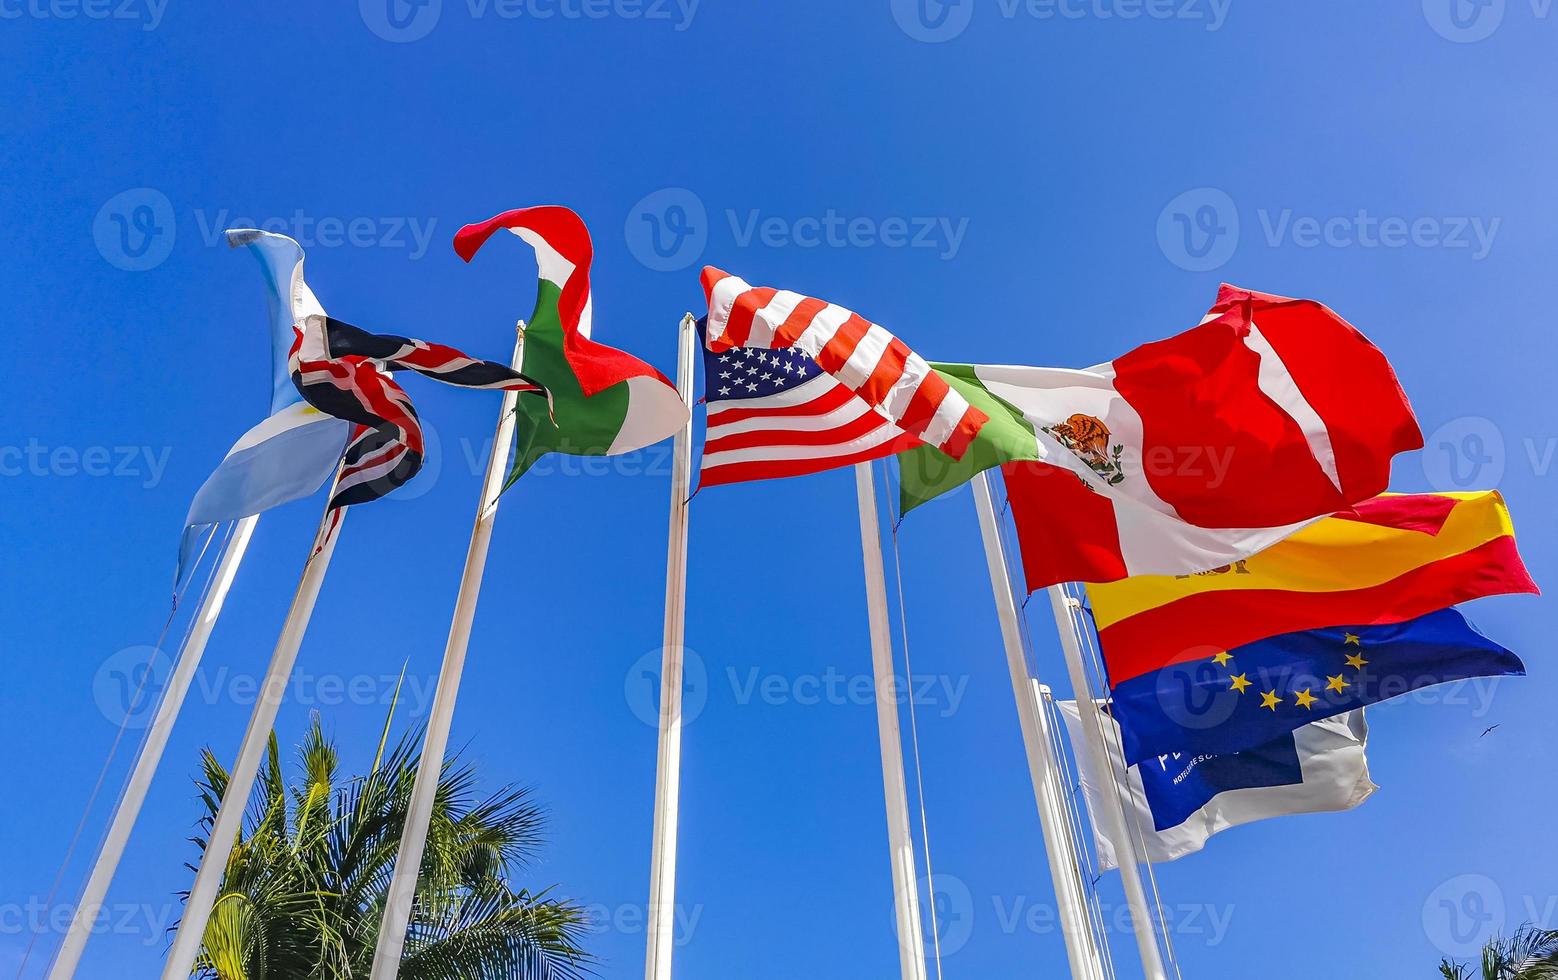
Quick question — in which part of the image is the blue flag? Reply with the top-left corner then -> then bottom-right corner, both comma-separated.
1109,607 -> 1525,766
176,232 -> 351,582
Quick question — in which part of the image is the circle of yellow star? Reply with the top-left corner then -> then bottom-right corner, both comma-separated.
1259,690 -> 1283,711
1326,673 -> 1351,694
1229,673 -> 1252,694
1211,651 -> 1234,668
1345,652 -> 1369,670
1294,689 -> 1319,710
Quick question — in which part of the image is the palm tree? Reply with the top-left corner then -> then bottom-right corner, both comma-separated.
181,710 -> 592,979
1440,925 -> 1558,980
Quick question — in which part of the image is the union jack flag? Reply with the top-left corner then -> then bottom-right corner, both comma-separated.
290,316 -> 550,508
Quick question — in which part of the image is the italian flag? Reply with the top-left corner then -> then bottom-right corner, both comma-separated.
898,285 -> 1422,589
454,206 -> 689,484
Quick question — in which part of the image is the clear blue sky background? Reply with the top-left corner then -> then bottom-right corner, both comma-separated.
2,2 -> 1553,977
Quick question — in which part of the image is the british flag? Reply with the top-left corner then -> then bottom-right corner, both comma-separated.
291,316 -> 550,508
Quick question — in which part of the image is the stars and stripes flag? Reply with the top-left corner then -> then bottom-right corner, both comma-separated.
698,266 -> 981,486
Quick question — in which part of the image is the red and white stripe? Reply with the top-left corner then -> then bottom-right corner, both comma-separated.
699,359 -> 922,487
701,267 -> 988,460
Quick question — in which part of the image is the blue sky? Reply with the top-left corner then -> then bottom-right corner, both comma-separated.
2,2 -> 1554,977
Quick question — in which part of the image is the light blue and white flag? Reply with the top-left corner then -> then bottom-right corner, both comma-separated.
1056,701 -> 1376,870
176,231 -> 351,581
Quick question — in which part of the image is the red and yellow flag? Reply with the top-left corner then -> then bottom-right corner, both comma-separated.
1088,491 -> 1538,685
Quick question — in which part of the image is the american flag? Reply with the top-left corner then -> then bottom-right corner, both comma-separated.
697,268 -> 988,487
698,324 -> 927,487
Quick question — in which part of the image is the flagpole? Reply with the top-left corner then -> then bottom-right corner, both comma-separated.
970,473 -> 1106,980
643,313 -> 697,980
48,516 -> 260,980
854,462 -> 929,980
1047,585 -> 1169,980
368,326 -> 527,980
162,497 -> 350,980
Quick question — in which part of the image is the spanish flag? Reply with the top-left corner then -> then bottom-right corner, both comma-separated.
1088,491 -> 1538,687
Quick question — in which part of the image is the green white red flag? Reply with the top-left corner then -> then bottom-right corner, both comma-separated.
455,206 -> 689,484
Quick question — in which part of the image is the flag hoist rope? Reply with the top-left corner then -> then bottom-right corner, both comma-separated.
880,457 -> 944,980
1047,583 -> 1171,980
1064,582 -> 1185,980
970,471 -> 1108,980
46,517 -> 258,980
643,314 -> 697,980
163,479 -> 352,979
368,326 -> 528,980
854,462 -> 929,980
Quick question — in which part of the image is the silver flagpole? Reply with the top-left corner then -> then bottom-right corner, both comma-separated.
50,516 -> 260,980
368,327 -> 526,980
643,314 -> 697,980
970,473 -> 1106,980
162,496 -> 350,979
1048,586 -> 1170,980
854,462 -> 929,980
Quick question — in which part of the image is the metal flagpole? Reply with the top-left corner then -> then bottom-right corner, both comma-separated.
1047,586 -> 1170,980
368,327 -> 526,980
49,516 -> 260,980
162,498 -> 350,979
970,473 -> 1107,980
854,462 -> 929,980
643,314 -> 697,980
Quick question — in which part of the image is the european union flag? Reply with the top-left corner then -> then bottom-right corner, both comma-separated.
1108,607 -> 1525,766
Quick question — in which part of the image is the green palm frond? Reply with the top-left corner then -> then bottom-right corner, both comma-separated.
182,718 -> 593,979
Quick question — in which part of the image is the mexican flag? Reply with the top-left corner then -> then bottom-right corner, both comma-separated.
454,206 -> 689,484
897,285 -> 1421,589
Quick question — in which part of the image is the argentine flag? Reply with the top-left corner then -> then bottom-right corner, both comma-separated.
1057,701 -> 1375,870
177,231 -> 351,581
